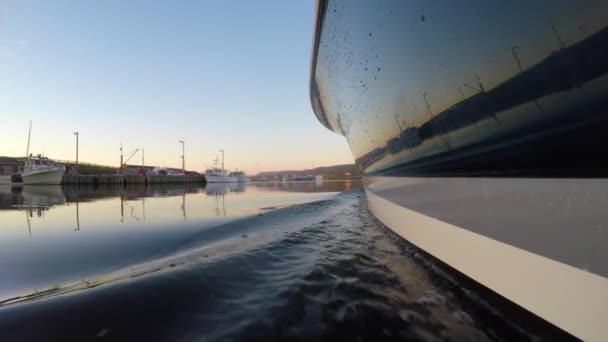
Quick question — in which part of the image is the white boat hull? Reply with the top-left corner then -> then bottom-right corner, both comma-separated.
205,174 -> 237,183
309,2 -> 608,339
22,167 -> 65,185
365,176 -> 608,341
0,175 -> 13,185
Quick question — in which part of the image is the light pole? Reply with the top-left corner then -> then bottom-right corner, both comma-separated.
179,140 -> 185,175
73,131 -> 79,174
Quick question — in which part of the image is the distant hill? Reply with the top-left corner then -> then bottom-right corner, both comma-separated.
256,164 -> 360,179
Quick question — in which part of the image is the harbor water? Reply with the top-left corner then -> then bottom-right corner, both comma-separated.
0,181 -> 570,341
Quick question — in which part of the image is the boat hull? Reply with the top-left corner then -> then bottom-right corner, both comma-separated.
311,0 -> 608,178
22,168 -> 65,185
365,176 -> 608,341
205,174 -> 237,183
310,1 -> 608,340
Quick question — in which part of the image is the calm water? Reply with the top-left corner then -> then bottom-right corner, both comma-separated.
0,181 -> 569,341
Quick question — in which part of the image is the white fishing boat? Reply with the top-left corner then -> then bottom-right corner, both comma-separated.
205,168 -> 236,183
19,121 -> 65,185
205,150 -> 237,183
21,156 -> 65,185
229,170 -> 248,182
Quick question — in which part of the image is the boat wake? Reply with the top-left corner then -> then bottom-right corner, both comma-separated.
0,189 -> 572,341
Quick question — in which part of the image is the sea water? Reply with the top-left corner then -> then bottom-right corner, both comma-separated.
0,182 -> 572,341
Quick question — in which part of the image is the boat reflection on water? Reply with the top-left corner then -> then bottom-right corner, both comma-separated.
0,185 -> 69,237
62,184 -> 202,202
205,182 -> 246,195
0,181 -> 357,236
205,182 -> 247,216
0,186 -> 24,210
0,185 -> 66,211
0,181 -> 351,312
254,180 -> 357,193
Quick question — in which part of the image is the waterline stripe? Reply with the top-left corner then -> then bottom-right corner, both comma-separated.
366,189 -> 608,342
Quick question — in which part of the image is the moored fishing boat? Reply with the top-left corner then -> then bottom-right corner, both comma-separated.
205,168 -> 237,183
229,170 -> 248,182
21,156 -> 65,185
205,150 -> 237,183
19,122 -> 65,185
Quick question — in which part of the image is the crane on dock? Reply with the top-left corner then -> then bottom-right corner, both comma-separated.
120,148 -> 139,170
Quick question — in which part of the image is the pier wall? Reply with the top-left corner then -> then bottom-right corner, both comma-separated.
62,174 -> 205,186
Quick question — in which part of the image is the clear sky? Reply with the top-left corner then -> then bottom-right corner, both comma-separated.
0,0 -> 353,174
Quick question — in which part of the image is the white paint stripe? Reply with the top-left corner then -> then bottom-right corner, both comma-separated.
366,189 -> 608,342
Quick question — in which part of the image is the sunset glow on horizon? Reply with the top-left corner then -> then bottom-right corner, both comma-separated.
0,0 -> 353,174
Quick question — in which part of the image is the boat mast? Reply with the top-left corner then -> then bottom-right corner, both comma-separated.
25,120 -> 32,168
219,149 -> 225,170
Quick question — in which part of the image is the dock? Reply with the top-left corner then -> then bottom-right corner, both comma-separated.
62,174 -> 205,186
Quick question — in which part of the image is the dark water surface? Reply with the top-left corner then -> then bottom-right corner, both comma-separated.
0,181 -> 568,341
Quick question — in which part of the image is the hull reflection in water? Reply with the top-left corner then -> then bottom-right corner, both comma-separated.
310,1 -> 608,341
0,185 -> 66,211
206,182 -> 246,195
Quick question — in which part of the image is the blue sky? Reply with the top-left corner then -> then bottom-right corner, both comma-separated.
0,0 -> 352,173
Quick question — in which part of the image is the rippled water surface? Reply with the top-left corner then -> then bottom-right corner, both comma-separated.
0,181 -> 570,341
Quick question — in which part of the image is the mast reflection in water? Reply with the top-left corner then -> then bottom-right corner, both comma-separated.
0,182 -> 356,304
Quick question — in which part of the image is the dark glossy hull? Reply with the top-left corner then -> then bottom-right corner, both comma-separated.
310,1 -> 608,340
311,0 -> 608,178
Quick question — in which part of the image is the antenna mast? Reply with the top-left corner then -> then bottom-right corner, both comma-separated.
25,120 -> 32,167
219,149 -> 225,170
